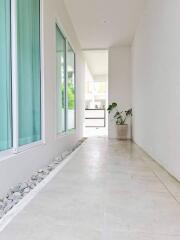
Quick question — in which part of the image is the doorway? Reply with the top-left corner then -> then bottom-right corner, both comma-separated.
83,50 -> 108,137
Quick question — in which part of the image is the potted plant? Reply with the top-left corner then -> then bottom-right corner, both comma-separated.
107,102 -> 132,140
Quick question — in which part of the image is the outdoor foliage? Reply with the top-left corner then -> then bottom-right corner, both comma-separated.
61,81 -> 75,110
67,82 -> 75,109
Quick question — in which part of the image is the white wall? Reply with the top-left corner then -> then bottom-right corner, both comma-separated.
84,63 -> 94,108
94,75 -> 108,82
132,0 -> 180,180
0,0 -> 85,197
108,46 -> 132,139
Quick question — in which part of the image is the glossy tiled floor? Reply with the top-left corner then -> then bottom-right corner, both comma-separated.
1,137 -> 180,239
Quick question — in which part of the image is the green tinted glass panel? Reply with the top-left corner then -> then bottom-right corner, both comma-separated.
0,0 -> 12,151
56,26 -> 66,133
17,0 -> 41,146
67,43 -> 75,130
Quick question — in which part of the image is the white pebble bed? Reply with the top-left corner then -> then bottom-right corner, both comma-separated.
0,138 -> 86,220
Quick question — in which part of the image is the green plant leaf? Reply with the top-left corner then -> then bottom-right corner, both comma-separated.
107,104 -> 112,113
113,111 -> 120,118
125,108 -> 132,116
112,102 -> 117,108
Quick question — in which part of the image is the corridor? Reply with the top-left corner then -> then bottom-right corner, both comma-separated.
1,138 -> 180,239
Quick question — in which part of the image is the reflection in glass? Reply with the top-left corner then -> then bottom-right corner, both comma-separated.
56,26 -> 66,133
67,43 -> 75,130
0,0 -> 12,151
17,0 -> 41,146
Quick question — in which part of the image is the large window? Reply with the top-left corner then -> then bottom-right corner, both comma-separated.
17,0 -> 41,146
0,0 -> 12,151
0,0 -> 41,153
56,25 -> 76,134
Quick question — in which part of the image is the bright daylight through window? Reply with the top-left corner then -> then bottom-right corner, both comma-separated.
56,25 -> 76,134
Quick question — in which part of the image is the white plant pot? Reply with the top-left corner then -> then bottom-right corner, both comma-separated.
116,124 -> 128,140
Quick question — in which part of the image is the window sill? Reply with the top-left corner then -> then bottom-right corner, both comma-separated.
0,141 -> 46,163
56,129 -> 76,140
16,140 -> 46,153
0,149 -> 14,163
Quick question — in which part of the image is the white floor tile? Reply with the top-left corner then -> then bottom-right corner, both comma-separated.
1,137 -> 180,239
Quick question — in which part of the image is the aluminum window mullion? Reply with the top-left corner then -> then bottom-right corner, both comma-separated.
74,52 -> 76,129
65,39 -> 68,132
11,0 -> 19,153
40,0 -> 45,144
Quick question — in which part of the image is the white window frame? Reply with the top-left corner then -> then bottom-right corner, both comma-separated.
66,41 -> 76,132
0,0 -> 45,161
55,20 -> 76,138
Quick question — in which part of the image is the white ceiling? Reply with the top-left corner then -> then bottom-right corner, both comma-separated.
84,50 -> 108,76
64,0 -> 145,49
